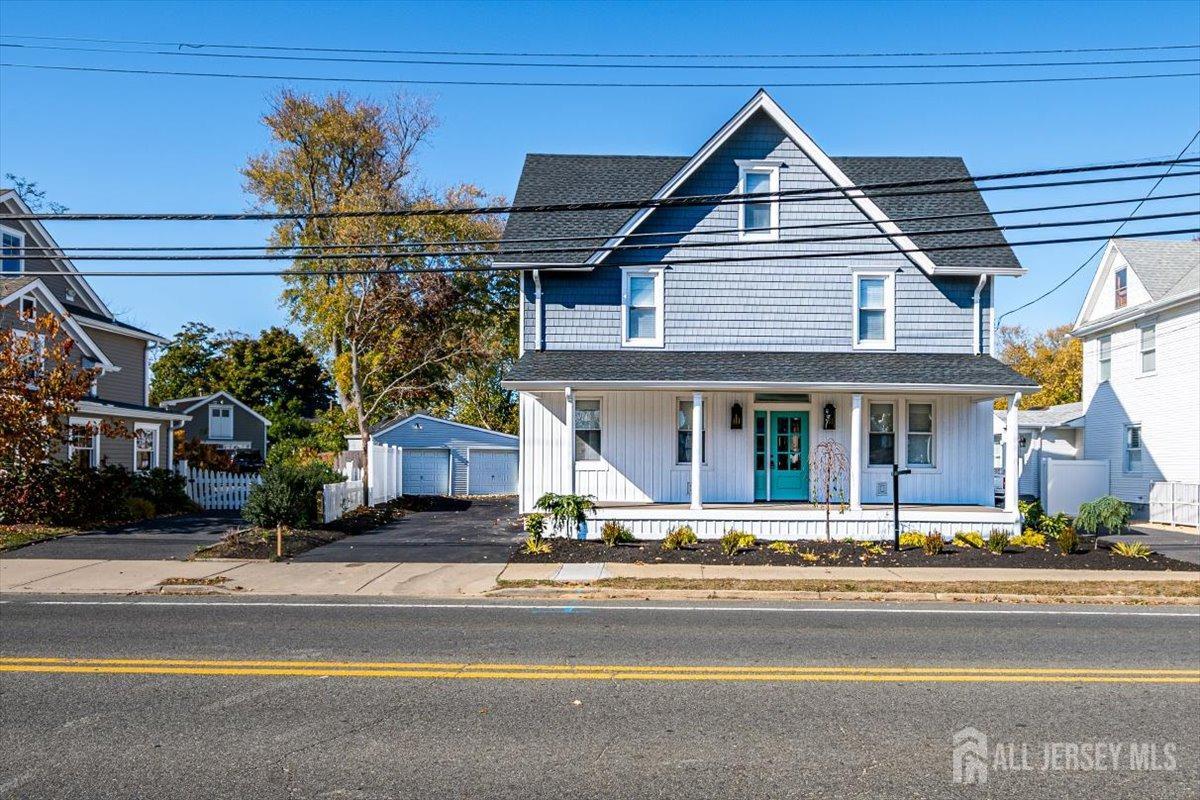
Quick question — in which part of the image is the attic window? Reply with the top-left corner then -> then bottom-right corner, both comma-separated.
1114,268 -> 1128,309
736,161 -> 780,241
1,227 -> 23,273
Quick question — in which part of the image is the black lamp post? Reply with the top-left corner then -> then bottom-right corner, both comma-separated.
892,463 -> 911,552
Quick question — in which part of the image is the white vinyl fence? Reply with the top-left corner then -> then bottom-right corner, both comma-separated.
367,442 -> 404,505
179,461 -> 261,511
322,479 -> 365,523
1150,481 -> 1200,528
1041,459 -> 1109,517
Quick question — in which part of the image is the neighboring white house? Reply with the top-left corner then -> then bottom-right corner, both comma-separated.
993,402 -> 1085,501
347,414 -> 519,496
1072,238 -> 1200,517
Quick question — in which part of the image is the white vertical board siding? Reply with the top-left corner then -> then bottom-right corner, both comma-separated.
1081,301 -> 1200,508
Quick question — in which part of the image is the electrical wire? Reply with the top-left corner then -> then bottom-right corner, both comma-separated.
3,61 -> 1197,90
4,157 -> 1197,221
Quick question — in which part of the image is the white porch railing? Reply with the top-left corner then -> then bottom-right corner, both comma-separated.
1150,481 -> 1199,528
367,442 -> 403,506
322,479 -> 365,523
179,460 -> 261,511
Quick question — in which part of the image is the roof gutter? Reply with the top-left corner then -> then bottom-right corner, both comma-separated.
503,379 -> 1039,395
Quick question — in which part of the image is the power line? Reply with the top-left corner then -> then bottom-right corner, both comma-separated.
16,227 -> 1199,277
997,129 -> 1200,324
17,209 -> 1198,261
4,61 -> 1197,90
5,42 -> 1199,71
20,190 -> 1198,254
4,156 -> 1198,221
2,33 -> 1196,59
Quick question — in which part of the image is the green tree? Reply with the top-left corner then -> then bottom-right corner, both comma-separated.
217,327 -> 331,417
148,322 -> 221,404
995,323 -> 1082,409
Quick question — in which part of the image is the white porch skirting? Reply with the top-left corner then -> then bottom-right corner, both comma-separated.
583,503 -> 1019,542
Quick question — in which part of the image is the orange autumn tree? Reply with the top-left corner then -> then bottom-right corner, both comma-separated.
994,324 -> 1082,410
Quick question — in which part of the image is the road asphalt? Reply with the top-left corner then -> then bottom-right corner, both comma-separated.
1,596 -> 1197,799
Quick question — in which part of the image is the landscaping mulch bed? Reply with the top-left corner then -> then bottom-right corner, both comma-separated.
509,537 -> 1200,572
191,499 -> 408,560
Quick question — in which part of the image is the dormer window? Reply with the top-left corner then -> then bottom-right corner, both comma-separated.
621,267 -> 664,348
18,296 -> 37,320
736,161 -> 780,241
1,227 -> 23,273
1114,267 -> 1128,309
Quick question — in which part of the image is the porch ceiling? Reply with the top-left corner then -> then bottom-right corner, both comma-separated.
503,350 -> 1037,395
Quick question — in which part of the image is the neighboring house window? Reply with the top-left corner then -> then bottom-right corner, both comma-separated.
1,227 -> 23,273
676,399 -> 707,464
906,401 -> 935,468
1125,425 -> 1142,472
574,399 -> 602,462
1098,335 -> 1112,381
621,268 -> 664,347
209,405 -> 233,439
868,401 -> 895,467
1140,324 -> 1156,374
134,424 -> 158,471
82,357 -> 99,397
1114,267 -> 1127,309
13,329 -> 45,387
853,272 -> 895,350
18,296 -> 37,320
67,418 -> 99,469
736,161 -> 780,240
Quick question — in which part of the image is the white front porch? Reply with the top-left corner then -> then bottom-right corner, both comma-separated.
518,385 -> 1024,540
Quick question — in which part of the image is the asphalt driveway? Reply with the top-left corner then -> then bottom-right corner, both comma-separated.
296,496 -> 521,563
1100,524 -> 1200,566
1,513 -> 241,561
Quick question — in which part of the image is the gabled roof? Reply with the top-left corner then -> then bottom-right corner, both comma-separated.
160,391 -> 272,426
499,90 -> 1021,275
64,302 -> 167,343
0,276 -> 117,370
367,412 -> 519,441
1111,238 -> 1199,302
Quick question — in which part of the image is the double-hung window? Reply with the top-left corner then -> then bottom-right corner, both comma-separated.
574,399 -> 602,462
68,418 -> 99,469
868,401 -> 895,467
1125,425 -> 1142,472
906,402 -> 935,468
133,424 -> 158,471
1,227 -> 23,273
736,161 -> 780,240
1098,335 -> 1112,382
853,272 -> 895,349
621,268 -> 663,347
1114,268 -> 1128,309
1140,324 -> 1156,374
676,399 -> 707,465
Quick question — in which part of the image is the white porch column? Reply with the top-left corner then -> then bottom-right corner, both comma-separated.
690,391 -> 703,510
1004,391 -> 1022,513
564,386 -> 576,494
849,394 -> 863,511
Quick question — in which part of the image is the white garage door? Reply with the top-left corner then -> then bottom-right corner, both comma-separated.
468,449 -> 519,495
402,448 -> 451,495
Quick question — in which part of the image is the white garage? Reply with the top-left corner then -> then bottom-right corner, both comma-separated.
401,448 -> 451,496
467,448 -> 520,495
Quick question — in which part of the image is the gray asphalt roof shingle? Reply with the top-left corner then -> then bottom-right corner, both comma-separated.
500,153 -> 1021,270
1112,238 -> 1200,302
504,350 -> 1037,389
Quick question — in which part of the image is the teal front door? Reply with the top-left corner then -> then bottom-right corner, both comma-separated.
754,411 -> 810,501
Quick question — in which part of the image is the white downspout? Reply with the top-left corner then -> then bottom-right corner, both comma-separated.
532,270 -> 544,351
972,274 -> 988,356
1004,392 -> 1022,514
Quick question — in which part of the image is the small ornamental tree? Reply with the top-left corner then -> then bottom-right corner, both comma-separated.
809,440 -> 849,541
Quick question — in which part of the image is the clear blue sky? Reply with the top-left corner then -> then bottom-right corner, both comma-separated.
1,0 -> 1197,340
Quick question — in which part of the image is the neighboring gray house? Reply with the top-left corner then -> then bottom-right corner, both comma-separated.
993,402 -> 1085,501
160,391 -> 271,462
348,414 -> 518,496
497,90 -> 1038,540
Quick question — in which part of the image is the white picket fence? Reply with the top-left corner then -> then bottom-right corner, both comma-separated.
322,479 -> 365,523
1150,481 -> 1200,528
179,461 -> 261,511
367,442 -> 404,505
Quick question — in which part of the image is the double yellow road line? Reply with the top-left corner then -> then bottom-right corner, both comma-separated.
2,657 -> 1197,684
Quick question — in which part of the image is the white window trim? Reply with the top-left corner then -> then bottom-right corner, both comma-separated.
1098,335 -> 1112,382
0,224 -> 25,274
1138,323 -> 1156,376
208,403 -> 234,440
852,271 -> 896,351
68,416 -> 100,468
1124,423 -> 1142,473
903,398 -> 939,471
1114,267 -> 1128,309
620,267 -> 665,348
864,398 -> 898,470
133,423 -> 159,471
736,160 -> 781,242
18,296 -> 38,320
573,396 -> 604,466
673,395 -> 711,469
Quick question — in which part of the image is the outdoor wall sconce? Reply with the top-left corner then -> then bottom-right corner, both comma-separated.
730,402 -> 743,430
823,403 -> 837,431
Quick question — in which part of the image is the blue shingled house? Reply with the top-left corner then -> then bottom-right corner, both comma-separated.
499,90 -> 1037,540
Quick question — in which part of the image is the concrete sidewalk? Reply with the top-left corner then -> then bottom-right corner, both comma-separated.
1,558 -> 1196,598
